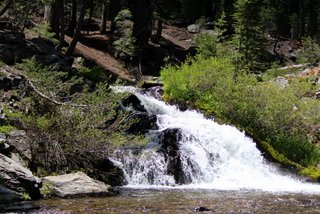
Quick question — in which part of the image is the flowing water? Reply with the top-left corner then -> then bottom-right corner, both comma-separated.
37,86 -> 320,213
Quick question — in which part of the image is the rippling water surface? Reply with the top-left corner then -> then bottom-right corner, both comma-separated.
37,188 -> 320,214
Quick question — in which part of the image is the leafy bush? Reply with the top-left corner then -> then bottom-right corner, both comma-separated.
194,32 -> 218,59
161,55 -> 320,167
297,37 -> 320,65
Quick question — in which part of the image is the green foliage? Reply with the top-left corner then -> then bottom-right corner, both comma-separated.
194,32 -> 218,59
297,37 -> 320,64
161,55 -> 320,167
195,16 -> 209,27
113,9 -> 136,59
32,23 -> 58,44
77,65 -> 108,82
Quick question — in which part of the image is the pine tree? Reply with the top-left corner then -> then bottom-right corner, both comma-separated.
234,0 -> 267,73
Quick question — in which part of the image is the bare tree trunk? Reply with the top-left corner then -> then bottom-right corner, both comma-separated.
67,0 -> 77,35
100,1 -> 107,33
87,2 -> 93,35
308,0 -> 317,36
66,1 -> 87,56
152,19 -> 162,44
132,0 -> 152,46
299,0 -> 305,38
110,0 -> 121,33
57,0 -> 65,51
45,0 -> 60,38
0,0 -> 13,17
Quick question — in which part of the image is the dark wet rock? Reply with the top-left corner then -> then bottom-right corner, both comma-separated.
140,86 -> 163,100
87,157 -> 127,187
69,83 -> 84,95
0,76 -> 13,90
0,185 -> 39,212
42,172 -> 116,198
157,128 -> 191,184
121,94 -> 147,112
125,113 -> 158,135
0,133 -> 10,156
0,46 -> 15,64
0,185 -> 22,204
0,73 -> 26,91
0,201 -> 39,213
0,154 -> 42,199
195,206 -> 211,212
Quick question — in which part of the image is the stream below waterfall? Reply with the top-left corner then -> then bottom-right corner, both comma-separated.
36,86 -> 320,213
36,188 -> 320,213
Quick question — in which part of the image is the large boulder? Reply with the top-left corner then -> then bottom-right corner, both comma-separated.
0,185 -> 39,213
121,94 -> 147,112
157,128 -> 191,184
0,154 -> 41,199
7,130 -> 32,162
42,172 -> 116,198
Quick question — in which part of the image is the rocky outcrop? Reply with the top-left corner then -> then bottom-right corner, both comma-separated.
7,130 -> 32,164
0,185 -> 39,213
42,172 -> 116,198
0,154 -> 41,199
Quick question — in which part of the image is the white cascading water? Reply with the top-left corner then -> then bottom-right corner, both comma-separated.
112,86 -> 320,193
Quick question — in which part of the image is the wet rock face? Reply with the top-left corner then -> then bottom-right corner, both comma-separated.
0,154 -> 42,199
88,158 -> 127,187
125,113 -> 158,135
121,94 -> 147,112
157,128 -> 191,184
0,186 -> 39,213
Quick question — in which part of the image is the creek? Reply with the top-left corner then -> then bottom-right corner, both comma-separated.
37,86 -> 320,213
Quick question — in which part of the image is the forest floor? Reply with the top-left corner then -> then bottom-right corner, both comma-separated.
65,19 -> 195,81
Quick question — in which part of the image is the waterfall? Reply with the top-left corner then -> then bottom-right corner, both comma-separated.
112,86 -> 320,193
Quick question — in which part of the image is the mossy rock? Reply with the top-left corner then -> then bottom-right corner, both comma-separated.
299,167 -> 320,182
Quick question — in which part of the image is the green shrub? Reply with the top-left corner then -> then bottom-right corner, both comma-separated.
194,32 -> 218,59
32,23 -> 58,44
161,55 -> 320,167
297,37 -> 320,64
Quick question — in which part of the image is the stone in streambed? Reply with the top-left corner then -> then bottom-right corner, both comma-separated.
42,172 -> 116,198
